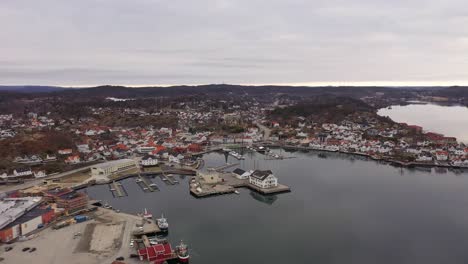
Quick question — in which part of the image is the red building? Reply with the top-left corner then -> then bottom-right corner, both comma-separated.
138,243 -> 175,264
188,144 -> 202,152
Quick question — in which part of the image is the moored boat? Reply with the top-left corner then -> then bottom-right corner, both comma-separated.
157,214 -> 169,232
176,240 -> 190,263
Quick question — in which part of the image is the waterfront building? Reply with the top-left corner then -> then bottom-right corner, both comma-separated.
232,168 -> 253,180
436,151 -> 449,161
91,159 -> 136,177
249,170 -> 278,189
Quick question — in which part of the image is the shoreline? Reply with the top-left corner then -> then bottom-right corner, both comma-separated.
266,144 -> 468,170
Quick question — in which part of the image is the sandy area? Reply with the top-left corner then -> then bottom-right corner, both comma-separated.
0,208 -> 142,264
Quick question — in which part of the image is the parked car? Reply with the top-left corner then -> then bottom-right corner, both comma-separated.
22,247 -> 30,252
116,256 -> 124,261
4,246 -> 13,252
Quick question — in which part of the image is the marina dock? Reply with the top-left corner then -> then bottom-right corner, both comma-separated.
109,181 -> 127,197
136,175 -> 158,192
160,173 -> 176,185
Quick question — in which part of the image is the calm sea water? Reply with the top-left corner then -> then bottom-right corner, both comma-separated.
85,150 -> 468,264
378,103 -> 468,143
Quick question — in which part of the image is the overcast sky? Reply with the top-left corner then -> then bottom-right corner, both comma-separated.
2,0 -> 468,86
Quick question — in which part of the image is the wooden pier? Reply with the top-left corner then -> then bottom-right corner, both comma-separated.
136,175 -> 158,192
109,181 -> 127,197
208,163 -> 240,172
159,172 -> 176,185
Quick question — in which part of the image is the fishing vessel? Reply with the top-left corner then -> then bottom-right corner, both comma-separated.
157,214 -> 169,232
176,240 -> 190,263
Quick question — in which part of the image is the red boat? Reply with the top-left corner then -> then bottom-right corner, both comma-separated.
176,241 -> 190,263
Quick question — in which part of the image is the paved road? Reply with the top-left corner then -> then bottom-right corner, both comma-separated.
0,163 -> 99,194
255,121 -> 272,140
0,157 -> 144,194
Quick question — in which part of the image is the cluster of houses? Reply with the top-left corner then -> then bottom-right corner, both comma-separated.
0,168 -> 47,181
273,119 -> 468,167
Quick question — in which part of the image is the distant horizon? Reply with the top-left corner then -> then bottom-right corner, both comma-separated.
2,81 -> 468,89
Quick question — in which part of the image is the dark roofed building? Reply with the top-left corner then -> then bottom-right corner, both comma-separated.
232,168 -> 246,176
250,170 -> 274,181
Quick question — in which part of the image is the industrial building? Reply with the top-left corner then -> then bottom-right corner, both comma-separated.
91,159 -> 136,177
0,197 -> 55,242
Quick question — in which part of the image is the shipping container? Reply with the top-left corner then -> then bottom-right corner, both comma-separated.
74,215 -> 87,223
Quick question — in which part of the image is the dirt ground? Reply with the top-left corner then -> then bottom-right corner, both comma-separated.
59,169 -> 92,183
0,208 -> 141,264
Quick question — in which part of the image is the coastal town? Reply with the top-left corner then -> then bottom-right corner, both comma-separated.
0,86 -> 467,263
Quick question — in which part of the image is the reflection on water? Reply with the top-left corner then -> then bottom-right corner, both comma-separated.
378,103 -> 468,143
249,191 -> 278,205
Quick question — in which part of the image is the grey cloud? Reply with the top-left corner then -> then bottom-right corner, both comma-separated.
1,0 -> 468,86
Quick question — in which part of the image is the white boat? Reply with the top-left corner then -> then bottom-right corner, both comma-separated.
234,190 -> 240,194
136,178 -> 142,183
149,183 -> 158,187
157,214 -> 169,232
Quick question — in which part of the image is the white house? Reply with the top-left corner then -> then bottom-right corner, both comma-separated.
34,171 -> 47,178
137,146 -> 155,154
168,155 -> 181,164
436,151 -> 449,161
141,156 -> 158,167
77,144 -> 91,153
58,149 -> 73,155
249,170 -> 278,189
416,155 -> 433,162
13,168 -> 33,177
